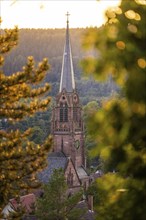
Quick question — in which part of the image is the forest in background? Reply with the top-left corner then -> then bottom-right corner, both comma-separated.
3,28 -> 119,104
1,0 -> 145,218
2,28 -> 119,160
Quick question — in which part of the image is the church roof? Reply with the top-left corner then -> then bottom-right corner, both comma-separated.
38,152 -> 68,183
77,167 -> 88,179
59,12 -> 75,93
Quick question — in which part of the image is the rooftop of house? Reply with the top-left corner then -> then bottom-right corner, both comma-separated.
10,193 -> 36,213
2,193 -> 36,218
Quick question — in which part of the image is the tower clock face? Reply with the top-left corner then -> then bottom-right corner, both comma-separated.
75,140 -> 80,149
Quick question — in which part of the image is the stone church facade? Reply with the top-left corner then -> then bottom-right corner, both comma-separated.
39,14 -> 89,192
51,89 -> 85,169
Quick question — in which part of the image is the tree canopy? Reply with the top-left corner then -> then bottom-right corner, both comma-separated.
82,0 -> 146,219
36,169 -> 85,220
0,25 -> 52,215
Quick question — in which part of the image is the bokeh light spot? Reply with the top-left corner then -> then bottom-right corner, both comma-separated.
116,41 -> 126,50
137,58 -> 146,69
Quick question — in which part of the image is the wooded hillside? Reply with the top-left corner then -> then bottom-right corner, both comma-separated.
3,28 -> 118,104
2,28 -> 119,146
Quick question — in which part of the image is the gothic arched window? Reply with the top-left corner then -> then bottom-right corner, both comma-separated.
60,103 -> 68,122
60,103 -> 64,122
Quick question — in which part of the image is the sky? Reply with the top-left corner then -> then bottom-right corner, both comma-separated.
0,0 -> 121,29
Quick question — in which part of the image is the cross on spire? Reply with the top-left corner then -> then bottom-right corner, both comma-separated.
66,12 -> 70,24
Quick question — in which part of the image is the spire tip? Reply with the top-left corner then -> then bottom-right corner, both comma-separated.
66,12 -> 70,24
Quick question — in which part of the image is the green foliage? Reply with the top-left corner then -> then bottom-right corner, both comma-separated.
82,0 -> 146,219
0,25 -> 52,215
83,101 -> 99,120
10,106 -> 52,145
36,169 -> 85,220
86,181 -> 99,207
3,28 -> 119,104
95,173 -> 146,220
83,101 -> 100,170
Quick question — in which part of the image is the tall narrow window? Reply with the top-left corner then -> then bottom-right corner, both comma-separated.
60,103 -> 68,122
60,103 -> 63,122
64,103 -> 68,122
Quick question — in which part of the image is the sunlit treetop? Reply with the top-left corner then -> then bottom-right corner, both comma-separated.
0,25 -> 52,214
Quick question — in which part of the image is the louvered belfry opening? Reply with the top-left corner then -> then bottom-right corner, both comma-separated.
60,103 -> 68,122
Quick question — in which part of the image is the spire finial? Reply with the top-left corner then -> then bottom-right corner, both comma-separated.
66,12 -> 70,24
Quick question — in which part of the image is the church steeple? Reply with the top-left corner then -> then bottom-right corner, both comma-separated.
51,13 -> 85,169
59,12 -> 75,93
39,13 -> 88,193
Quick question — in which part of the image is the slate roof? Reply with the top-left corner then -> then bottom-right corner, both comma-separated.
59,17 -> 75,92
76,200 -> 95,220
77,167 -> 88,179
38,152 -> 68,183
84,210 -> 95,220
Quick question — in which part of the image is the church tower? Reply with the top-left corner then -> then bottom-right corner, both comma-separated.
51,13 -> 85,169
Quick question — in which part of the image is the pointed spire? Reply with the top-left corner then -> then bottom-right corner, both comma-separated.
59,12 -> 75,93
